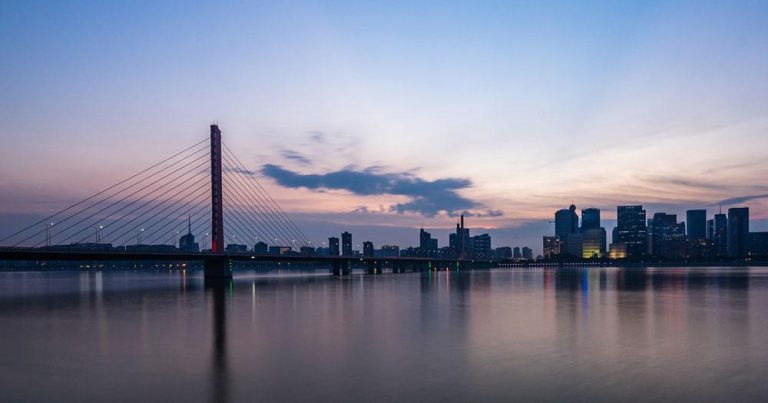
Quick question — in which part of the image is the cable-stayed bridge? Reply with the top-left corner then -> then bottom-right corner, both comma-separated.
0,125 -> 496,278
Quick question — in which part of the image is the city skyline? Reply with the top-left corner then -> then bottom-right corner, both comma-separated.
2,1 -> 768,253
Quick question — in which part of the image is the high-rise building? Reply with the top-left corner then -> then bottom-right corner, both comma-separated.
341,232 -> 352,256
649,213 -> 686,258
581,208 -> 601,231
555,205 -> 579,255
727,207 -> 749,257
178,216 -> 199,252
713,212 -> 728,257
706,219 -> 714,239
543,236 -> 561,258
472,234 -> 492,259
616,205 -> 647,258
419,228 -> 438,257
522,247 -> 533,260
513,247 -> 521,259
328,237 -> 340,256
686,209 -> 707,240
253,241 -> 268,254
749,232 -> 768,256
379,245 -> 400,257
363,241 -> 374,257
453,215 -> 470,258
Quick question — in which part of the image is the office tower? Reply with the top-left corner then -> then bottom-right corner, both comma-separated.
513,247 -> 521,259
648,213 -> 686,258
543,236 -> 561,258
178,216 -> 199,252
581,208 -> 601,230
380,245 -> 400,257
341,232 -> 352,256
362,241 -> 374,257
522,247 -> 533,260
707,219 -> 714,239
686,209 -> 707,240
567,232 -> 583,256
727,207 -> 749,257
419,228 -> 438,257
328,237 -> 340,256
713,212 -> 728,257
555,204 -> 579,255
616,205 -> 647,257
472,234 -> 492,259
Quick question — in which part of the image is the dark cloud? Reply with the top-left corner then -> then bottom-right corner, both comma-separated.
280,150 -> 312,166
260,164 -> 501,217
309,131 -> 326,143
715,193 -> 768,206
643,175 -> 728,191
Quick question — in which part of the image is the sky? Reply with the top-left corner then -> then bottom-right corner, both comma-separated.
1,0 -> 768,253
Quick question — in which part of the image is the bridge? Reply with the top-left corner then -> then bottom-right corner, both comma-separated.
0,125 -> 498,278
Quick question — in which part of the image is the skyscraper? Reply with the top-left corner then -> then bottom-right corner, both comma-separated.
713,212 -> 728,257
522,247 -> 533,260
581,208 -> 601,231
328,237 -> 340,256
419,228 -> 437,257
686,209 -> 707,240
555,204 -> 579,255
727,207 -> 749,257
648,213 -> 686,258
472,234 -> 492,259
341,232 -> 352,256
616,205 -> 647,258
454,214 -> 470,258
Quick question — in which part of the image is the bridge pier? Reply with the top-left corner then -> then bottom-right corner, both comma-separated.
367,261 -> 375,274
204,257 -> 232,279
332,261 -> 341,276
392,261 -> 401,274
342,260 -> 351,276
374,261 -> 382,274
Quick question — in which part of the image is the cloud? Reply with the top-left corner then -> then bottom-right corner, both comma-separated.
260,164 -> 501,217
642,175 -> 728,191
280,150 -> 312,166
224,167 -> 256,177
309,131 -> 326,143
715,193 -> 768,206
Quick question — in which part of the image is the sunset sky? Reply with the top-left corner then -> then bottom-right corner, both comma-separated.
2,1 -> 768,252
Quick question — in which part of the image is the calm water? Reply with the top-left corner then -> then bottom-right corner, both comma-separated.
1,267 -> 767,402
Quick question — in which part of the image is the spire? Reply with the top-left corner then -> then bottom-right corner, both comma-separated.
187,214 -> 192,235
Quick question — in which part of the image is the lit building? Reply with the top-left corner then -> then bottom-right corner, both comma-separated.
328,237 -> 340,256
341,232 -> 352,256
616,205 -> 647,258
608,243 -> 627,259
728,207 -> 749,257
582,228 -> 605,258
542,236 -> 561,258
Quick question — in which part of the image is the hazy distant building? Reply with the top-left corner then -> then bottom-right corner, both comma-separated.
300,246 -> 315,255
616,205 -> 647,258
253,241 -> 268,254
341,232 -> 352,256
419,228 -> 438,257
522,247 -> 533,260
453,215 -> 471,258
513,247 -> 521,259
225,244 -> 247,253
542,236 -> 561,258
495,246 -> 512,259
328,237 -> 340,256
363,241 -> 374,257
727,207 -> 749,257
379,245 -> 400,257
178,217 -> 199,252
